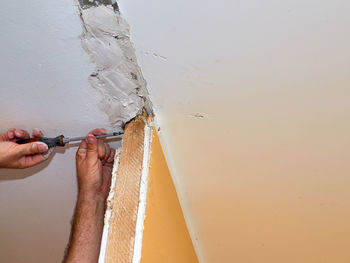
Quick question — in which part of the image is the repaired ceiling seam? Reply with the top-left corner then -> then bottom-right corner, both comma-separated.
75,0 -> 153,131
75,2 -> 155,261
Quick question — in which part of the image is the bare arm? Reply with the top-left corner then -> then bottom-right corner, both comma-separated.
64,195 -> 105,263
64,128 -> 115,263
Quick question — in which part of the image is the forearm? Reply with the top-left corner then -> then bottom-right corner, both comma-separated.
64,194 -> 105,263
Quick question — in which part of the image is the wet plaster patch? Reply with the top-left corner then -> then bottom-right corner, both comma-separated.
77,3 -> 152,130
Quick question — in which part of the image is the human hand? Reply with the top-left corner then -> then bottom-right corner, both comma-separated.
65,129 -> 115,263
75,128 -> 116,201
0,128 -> 50,169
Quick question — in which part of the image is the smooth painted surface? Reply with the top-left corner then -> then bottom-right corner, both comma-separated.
119,1 -> 350,262
0,1 -> 116,262
141,131 -> 198,263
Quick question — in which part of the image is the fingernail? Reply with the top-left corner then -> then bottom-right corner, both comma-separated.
33,128 -> 43,136
43,147 -> 54,159
107,156 -> 114,163
36,142 -> 48,153
8,131 -> 14,139
15,130 -> 24,137
87,134 -> 95,144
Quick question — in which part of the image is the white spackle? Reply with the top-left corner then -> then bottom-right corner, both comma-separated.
79,5 -> 147,129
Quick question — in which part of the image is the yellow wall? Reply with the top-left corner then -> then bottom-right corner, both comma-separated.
140,131 -> 198,263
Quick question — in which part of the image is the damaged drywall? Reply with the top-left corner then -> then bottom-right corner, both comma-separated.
98,121 -> 153,263
77,3 -> 152,130
77,2 -> 154,261
78,0 -> 118,10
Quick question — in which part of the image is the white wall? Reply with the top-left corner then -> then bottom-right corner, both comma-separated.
119,0 -> 350,262
0,1 -> 115,262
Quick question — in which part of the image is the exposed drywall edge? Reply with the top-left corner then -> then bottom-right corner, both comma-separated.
98,148 -> 121,263
76,3 -> 153,130
78,0 -> 118,10
105,115 -> 149,261
132,122 -> 153,263
153,114 -> 206,263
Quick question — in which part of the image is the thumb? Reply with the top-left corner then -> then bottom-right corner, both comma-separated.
16,142 -> 48,156
86,133 -> 98,161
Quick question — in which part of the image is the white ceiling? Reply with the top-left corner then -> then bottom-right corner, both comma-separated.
1,1 -> 350,263
119,0 -> 350,262
0,1 -> 115,262
0,1 -> 111,135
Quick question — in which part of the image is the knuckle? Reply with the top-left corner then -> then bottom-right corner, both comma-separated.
76,149 -> 85,159
29,144 -> 37,154
18,161 -> 26,169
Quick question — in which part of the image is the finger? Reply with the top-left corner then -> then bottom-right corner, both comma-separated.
86,133 -> 99,162
104,148 -> 115,168
0,133 -> 7,141
14,129 -> 30,139
21,154 -> 47,168
33,128 -> 44,138
89,128 -> 106,136
7,128 -> 16,140
43,147 -> 55,159
104,143 -> 111,161
98,141 -> 111,161
107,148 -> 115,163
97,139 -> 106,160
101,166 -> 112,194
16,142 -> 48,157
76,140 -> 87,162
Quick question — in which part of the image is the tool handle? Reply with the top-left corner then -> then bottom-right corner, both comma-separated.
16,135 -> 65,148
